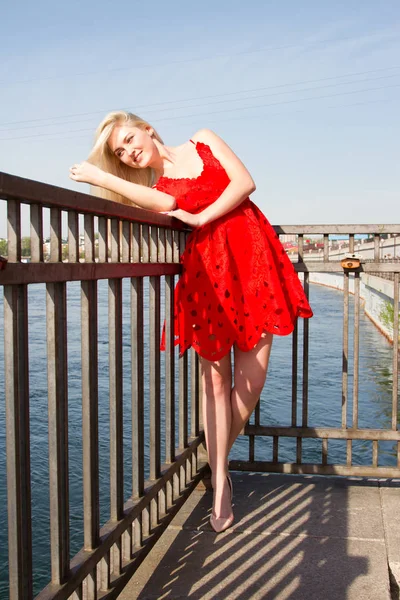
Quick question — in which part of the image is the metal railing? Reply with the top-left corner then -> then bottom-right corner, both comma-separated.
233,225 -> 400,478
1,171 -> 400,599
0,172 -> 204,600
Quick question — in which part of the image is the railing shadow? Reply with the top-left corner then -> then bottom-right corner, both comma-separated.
131,473 -> 389,600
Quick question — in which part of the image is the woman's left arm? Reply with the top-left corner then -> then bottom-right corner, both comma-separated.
167,129 -> 256,227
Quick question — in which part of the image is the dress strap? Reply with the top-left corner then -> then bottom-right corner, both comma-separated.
189,139 -> 196,145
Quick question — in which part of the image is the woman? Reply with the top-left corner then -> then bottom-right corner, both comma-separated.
70,111 -> 313,533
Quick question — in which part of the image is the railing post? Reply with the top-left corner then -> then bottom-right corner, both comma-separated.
4,283 -> 32,600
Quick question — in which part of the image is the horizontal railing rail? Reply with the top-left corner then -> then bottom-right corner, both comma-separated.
0,171 -> 399,599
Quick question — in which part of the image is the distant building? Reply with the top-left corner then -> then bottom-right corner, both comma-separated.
280,234 -> 297,243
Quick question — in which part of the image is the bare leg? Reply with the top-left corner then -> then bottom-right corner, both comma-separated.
228,332 -> 273,453
200,333 -> 273,522
200,353 -> 233,519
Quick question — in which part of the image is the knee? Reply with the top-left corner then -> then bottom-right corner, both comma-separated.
234,371 -> 266,399
202,369 -> 231,398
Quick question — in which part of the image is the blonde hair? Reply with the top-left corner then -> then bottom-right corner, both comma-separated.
88,111 -> 164,204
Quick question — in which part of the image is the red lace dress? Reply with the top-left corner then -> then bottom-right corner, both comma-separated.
154,140 -> 313,361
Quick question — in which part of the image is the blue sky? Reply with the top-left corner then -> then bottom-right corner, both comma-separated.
0,0 -> 399,237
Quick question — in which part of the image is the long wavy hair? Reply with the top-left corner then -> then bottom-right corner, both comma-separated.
87,111 -> 164,204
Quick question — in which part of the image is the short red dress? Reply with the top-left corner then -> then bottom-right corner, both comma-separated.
154,140 -> 313,361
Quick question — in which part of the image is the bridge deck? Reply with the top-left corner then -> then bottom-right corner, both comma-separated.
118,472 -> 399,600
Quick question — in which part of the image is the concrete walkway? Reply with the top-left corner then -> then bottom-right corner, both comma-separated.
118,472 -> 400,600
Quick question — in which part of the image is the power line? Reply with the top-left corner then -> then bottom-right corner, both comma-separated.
1,65 -> 399,131
0,81 -> 398,142
1,96 -> 397,145
2,29 -> 397,87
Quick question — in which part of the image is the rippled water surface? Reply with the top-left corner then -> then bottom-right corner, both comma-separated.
0,281 -> 398,596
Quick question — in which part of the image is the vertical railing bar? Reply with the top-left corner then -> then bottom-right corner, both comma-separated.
50,207 -> 62,263
109,282 -> 123,575
323,234 -> 329,262
109,219 -> 123,535
141,224 -> 150,263
179,464 -> 186,494
190,348 -> 200,438
68,211 -> 79,263
150,497 -> 158,531
83,569 -> 97,600
372,440 -> 378,467
99,553 -> 110,593
132,275 -> 144,498
133,515 -> 143,549
291,318 -> 299,464
165,230 -> 175,464
158,487 -> 166,519
251,399 -> 261,462
186,456 -> 192,484
149,274 -> 161,479
249,430 -> 255,463
122,221 -> 130,263
7,199 -> 21,262
192,451 -> 198,482
342,273 -> 349,428
346,440 -> 352,467
98,217 -> 108,263
142,506 -> 150,539
178,230 -> 188,452
81,217 -> 99,552
110,218 -> 119,264
132,223 -> 140,263
291,321 -> 298,426
84,215 -> 95,263
198,356 -> 203,433
349,233 -> 355,254
149,226 -> 161,483
172,229 -> 180,264
112,540 -> 122,578
46,280 -> 69,584
302,273 -> 309,427
4,284 -> 32,599
122,528 -> 132,563
297,234 -> 304,263
297,232 -> 304,466
352,273 -> 360,429
296,438 -> 301,464
30,203 -> 44,263
273,436 -> 278,463
374,234 -> 380,261
157,227 -> 166,263
179,352 -> 188,450
173,472 -> 180,502
392,273 -> 399,430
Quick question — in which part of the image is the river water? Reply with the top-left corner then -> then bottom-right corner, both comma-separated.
0,280 -> 398,597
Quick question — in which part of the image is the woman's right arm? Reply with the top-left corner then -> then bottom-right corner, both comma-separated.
69,161 -> 176,211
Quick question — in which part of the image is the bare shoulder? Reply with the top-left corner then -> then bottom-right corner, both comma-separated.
191,128 -> 227,148
191,129 -> 255,189
191,128 -> 238,160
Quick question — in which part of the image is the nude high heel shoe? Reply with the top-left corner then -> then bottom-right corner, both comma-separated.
210,475 -> 234,533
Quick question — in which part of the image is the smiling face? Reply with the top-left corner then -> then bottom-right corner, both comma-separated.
108,124 -> 158,168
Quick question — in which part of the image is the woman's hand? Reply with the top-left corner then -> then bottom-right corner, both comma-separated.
164,209 -> 204,228
69,161 -> 105,186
